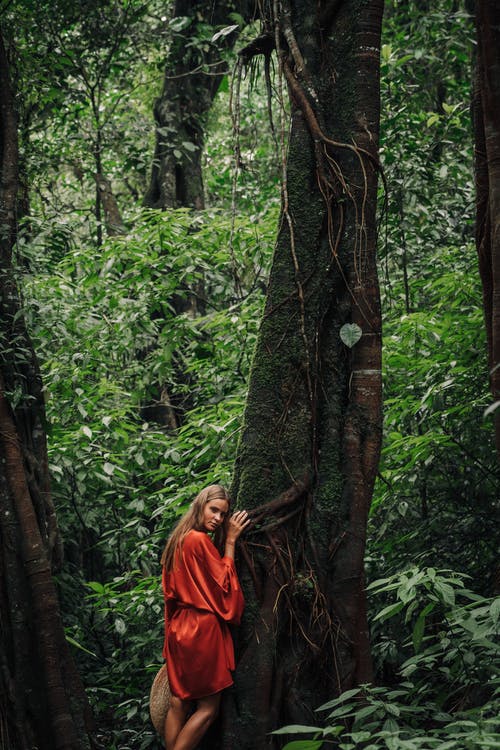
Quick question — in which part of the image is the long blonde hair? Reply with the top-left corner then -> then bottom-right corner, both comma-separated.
160,485 -> 231,572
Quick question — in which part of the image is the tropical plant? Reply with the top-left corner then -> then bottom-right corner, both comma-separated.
274,569 -> 499,750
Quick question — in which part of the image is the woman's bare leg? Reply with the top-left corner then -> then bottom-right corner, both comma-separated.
172,692 -> 221,750
165,695 -> 191,750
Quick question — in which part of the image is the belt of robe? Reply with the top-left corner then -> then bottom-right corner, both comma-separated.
173,601 -> 217,617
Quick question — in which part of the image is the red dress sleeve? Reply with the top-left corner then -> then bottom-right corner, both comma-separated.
181,531 -> 244,624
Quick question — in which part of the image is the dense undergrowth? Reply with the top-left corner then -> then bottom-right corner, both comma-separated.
9,0 -> 499,748
22,205 -> 277,748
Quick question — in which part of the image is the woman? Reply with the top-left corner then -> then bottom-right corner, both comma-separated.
160,485 -> 250,750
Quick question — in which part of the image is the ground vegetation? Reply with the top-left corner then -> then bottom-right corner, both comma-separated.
0,1 -> 498,749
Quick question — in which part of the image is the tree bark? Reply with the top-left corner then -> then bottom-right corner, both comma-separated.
0,27 -> 93,750
474,1 -> 500,458
94,172 -> 126,236
221,1 -> 384,747
143,2 -> 256,427
144,0 -> 251,209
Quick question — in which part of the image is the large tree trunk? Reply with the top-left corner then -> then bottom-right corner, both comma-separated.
221,1 -> 384,747
474,2 -> 500,459
0,28 -> 93,750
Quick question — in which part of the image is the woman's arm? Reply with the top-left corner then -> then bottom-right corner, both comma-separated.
224,510 -> 251,559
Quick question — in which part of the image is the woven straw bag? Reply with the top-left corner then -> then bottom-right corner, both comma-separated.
149,664 -> 171,735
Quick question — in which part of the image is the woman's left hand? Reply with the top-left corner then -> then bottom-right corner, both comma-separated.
226,510 -> 251,542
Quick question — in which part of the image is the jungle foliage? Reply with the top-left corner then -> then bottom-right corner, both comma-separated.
1,0 -> 499,748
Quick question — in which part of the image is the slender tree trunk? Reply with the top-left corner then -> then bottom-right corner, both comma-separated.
143,1 -> 256,427
94,173 -> 125,236
144,0 -> 252,209
474,2 -> 500,458
220,2 -> 384,748
0,27 -> 93,750
93,126 -> 103,248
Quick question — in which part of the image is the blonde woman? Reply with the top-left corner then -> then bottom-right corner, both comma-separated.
160,485 -> 250,750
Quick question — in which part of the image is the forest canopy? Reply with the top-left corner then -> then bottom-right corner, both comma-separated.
0,1 -> 499,749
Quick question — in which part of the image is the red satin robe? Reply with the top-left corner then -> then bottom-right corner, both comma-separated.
162,529 -> 244,700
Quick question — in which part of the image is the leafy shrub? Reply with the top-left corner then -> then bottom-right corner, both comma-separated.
274,569 -> 499,750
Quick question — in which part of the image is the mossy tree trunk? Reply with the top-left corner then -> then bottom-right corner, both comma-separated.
144,0 -> 251,210
474,2 -> 500,459
0,28 -> 93,750
222,2 -> 384,747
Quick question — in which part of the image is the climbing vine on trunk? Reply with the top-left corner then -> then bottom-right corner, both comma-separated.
221,1 -> 384,748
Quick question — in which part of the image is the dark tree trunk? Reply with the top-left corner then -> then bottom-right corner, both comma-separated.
0,28 -> 93,750
474,1 -> 500,459
220,2 -> 384,748
143,2 -> 255,427
94,172 -> 126,236
144,0 -> 251,210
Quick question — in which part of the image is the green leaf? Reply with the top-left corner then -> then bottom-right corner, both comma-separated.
383,717 -> 399,732
317,687 -> 362,710
463,650 -> 475,665
272,726 -> 322,735
386,703 -> 401,717
490,598 -> 500,622
326,704 -> 354,719
65,633 -> 97,657
216,75 -> 229,94
381,44 -> 392,62
340,323 -> 362,348
350,731 -> 371,742
352,705 -> 378,721
211,24 -> 239,44
373,601 -> 405,622
169,16 -> 191,32
435,581 -> 455,606
228,12 -> 245,25
395,54 -> 414,67
87,581 -> 105,594
103,461 -> 115,476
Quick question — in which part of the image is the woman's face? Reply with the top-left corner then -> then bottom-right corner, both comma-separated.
201,497 -> 229,533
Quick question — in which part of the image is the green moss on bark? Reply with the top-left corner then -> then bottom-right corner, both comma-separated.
226,1 -> 383,746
